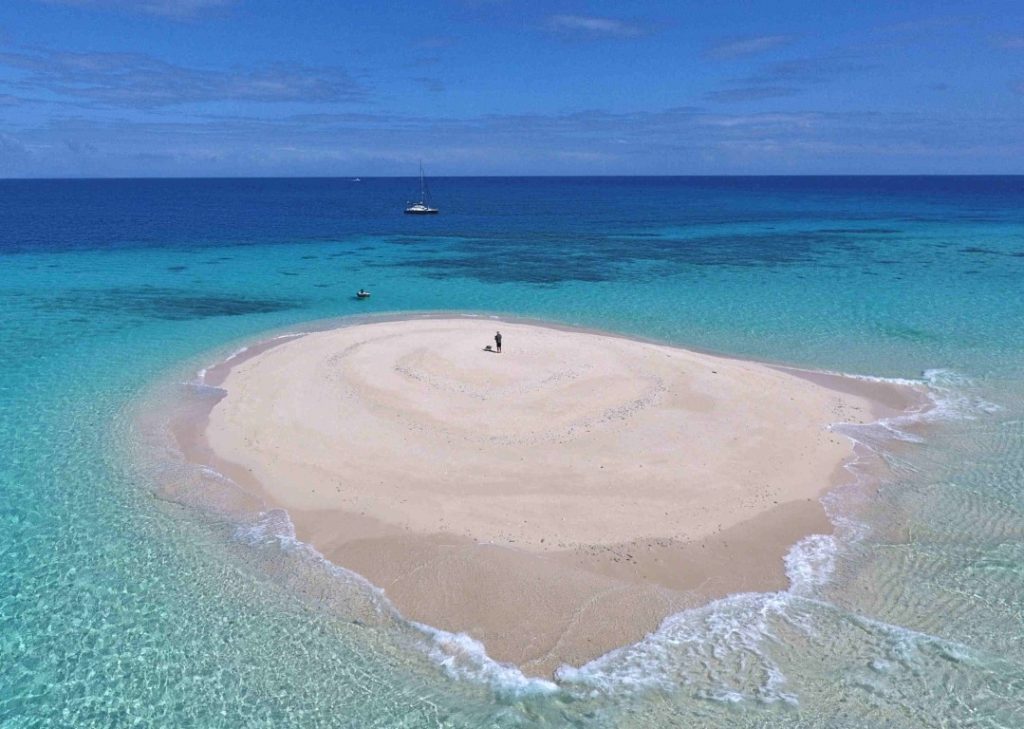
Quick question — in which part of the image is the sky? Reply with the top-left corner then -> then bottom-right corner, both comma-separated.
0,0 -> 1022,177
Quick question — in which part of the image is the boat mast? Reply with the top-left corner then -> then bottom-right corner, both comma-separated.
419,161 -> 427,205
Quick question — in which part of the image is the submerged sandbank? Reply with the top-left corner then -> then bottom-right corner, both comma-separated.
176,317 -> 924,677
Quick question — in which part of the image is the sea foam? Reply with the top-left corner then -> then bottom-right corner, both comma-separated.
555,367 -> 995,702
232,506 -> 559,698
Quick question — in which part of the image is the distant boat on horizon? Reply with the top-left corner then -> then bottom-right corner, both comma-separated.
404,162 -> 438,215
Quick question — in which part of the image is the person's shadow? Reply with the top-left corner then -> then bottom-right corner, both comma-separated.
483,345 -> 500,354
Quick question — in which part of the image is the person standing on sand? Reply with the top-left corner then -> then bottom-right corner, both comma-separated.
495,331 -> 502,353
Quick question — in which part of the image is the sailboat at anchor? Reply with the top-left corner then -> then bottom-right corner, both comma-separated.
404,162 -> 439,214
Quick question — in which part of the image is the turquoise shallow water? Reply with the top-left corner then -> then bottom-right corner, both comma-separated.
2,177 -> 1023,726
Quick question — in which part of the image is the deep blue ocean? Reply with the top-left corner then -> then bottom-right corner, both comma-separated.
2,177 -> 1023,727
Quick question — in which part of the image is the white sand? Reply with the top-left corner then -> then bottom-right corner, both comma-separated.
196,318 -> 909,674
208,319 -> 870,548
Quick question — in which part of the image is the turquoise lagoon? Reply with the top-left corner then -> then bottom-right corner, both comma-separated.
1,177 -> 1023,726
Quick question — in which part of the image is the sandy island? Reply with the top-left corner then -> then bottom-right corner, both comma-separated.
181,318 -> 921,677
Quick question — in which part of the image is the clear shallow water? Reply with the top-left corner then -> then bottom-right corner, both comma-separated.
2,177 -> 1023,726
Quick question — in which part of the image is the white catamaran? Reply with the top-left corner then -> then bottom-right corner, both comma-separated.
404,162 -> 438,214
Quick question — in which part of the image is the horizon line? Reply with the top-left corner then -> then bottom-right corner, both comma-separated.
2,173 -> 1022,182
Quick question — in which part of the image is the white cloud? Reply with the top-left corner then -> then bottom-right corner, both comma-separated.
36,0 -> 237,20
544,15 -> 646,38
706,35 -> 795,60
0,48 -> 367,107
994,35 -> 1024,50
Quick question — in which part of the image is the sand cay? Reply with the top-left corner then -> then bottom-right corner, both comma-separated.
188,318 -> 920,677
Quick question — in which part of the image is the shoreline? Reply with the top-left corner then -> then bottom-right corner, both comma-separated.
163,314 -> 929,677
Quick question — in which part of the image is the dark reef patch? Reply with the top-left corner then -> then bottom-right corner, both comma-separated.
378,228 -> 872,284
392,237 -> 430,246
874,322 -> 939,342
961,246 -> 1024,259
40,287 -> 301,320
817,228 -> 901,234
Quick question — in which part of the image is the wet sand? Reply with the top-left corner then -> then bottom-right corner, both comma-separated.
176,318 -> 924,677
